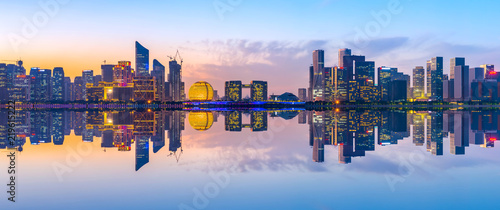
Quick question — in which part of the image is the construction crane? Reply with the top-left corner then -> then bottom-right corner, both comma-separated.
167,50 -> 183,67
167,147 -> 184,163
1,59 -> 23,66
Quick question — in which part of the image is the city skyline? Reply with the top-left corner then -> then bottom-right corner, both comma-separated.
2,42 -> 499,103
2,1 -> 500,94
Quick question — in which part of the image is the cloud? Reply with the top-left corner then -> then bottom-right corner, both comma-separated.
346,36 -> 409,57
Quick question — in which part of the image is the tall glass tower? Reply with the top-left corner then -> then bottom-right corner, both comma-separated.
52,67 -> 64,101
135,41 -> 150,77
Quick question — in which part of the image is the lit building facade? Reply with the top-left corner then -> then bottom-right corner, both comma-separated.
413,66 -> 425,99
133,76 -> 156,102
52,67 -> 64,101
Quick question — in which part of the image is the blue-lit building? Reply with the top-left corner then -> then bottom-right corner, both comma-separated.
30,69 -> 52,102
135,41 -> 150,77
151,59 -> 165,102
52,67 -> 64,101
430,57 -> 444,101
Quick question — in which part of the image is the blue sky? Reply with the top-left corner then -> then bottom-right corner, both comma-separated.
1,0 -> 499,94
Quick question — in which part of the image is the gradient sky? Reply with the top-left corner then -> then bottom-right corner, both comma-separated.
1,0 -> 500,95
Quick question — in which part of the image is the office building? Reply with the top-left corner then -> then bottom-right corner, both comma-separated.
311,50 -> 325,101
338,48 -> 351,68
168,59 -> 184,101
151,59 -> 165,102
225,81 -> 242,101
430,57 -> 444,101
31,69 -> 52,101
135,41 -> 150,77
454,65 -> 470,100
52,67 -> 64,101
450,57 -> 465,80
114,61 -> 134,85
251,81 -> 268,101
133,76 -> 156,102
413,66 -> 425,98
481,64 -> 495,78
101,64 -> 115,82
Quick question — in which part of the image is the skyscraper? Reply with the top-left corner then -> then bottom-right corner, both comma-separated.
430,57 -> 443,101
426,60 -> 432,97
355,61 -> 375,82
101,64 -> 115,82
151,59 -> 165,102
114,61 -> 134,85
63,77 -> 71,101
251,81 -> 268,101
168,59 -> 184,101
378,67 -> 392,101
133,76 -> 156,102
481,64 -> 495,78
31,69 -> 52,102
338,48 -> 351,68
73,76 -> 84,101
312,50 -> 325,101
135,41 -> 150,77
413,66 -> 425,98
454,65 -> 470,101
450,57 -> 465,80
52,67 -> 64,101
82,70 -> 94,101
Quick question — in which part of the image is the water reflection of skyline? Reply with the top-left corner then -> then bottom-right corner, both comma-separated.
1,110 -> 499,170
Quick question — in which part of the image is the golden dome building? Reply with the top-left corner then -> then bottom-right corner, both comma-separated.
189,81 -> 214,101
188,112 -> 214,131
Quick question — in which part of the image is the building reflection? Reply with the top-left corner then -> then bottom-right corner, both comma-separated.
0,109 -> 499,169
305,110 -> 500,164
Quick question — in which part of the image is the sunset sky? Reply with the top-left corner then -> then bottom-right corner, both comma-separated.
1,0 -> 500,95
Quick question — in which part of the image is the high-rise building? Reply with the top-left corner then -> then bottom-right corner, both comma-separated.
114,61 -> 134,85
355,61 -> 375,82
52,67 -> 64,101
338,48 -> 351,68
378,67 -> 392,101
312,50 -> 325,101
430,57 -> 444,101
133,76 -> 155,102
323,67 -> 335,102
135,41 -> 150,77
343,55 -> 366,83
251,81 -> 268,101
151,59 -> 165,102
31,69 -> 52,102
0,64 -> 7,89
450,57 -> 465,80
454,65 -> 470,100
334,67 -> 348,101
471,79 -> 499,102
73,76 -> 84,101
413,66 -> 425,98
12,75 -> 30,101
168,59 -> 184,101
481,64 -> 495,78
93,75 -> 102,87
225,81 -> 242,101
101,64 -> 115,82
470,67 -> 485,85
426,60 -> 432,97
63,77 -> 71,101
82,70 -> 94,100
